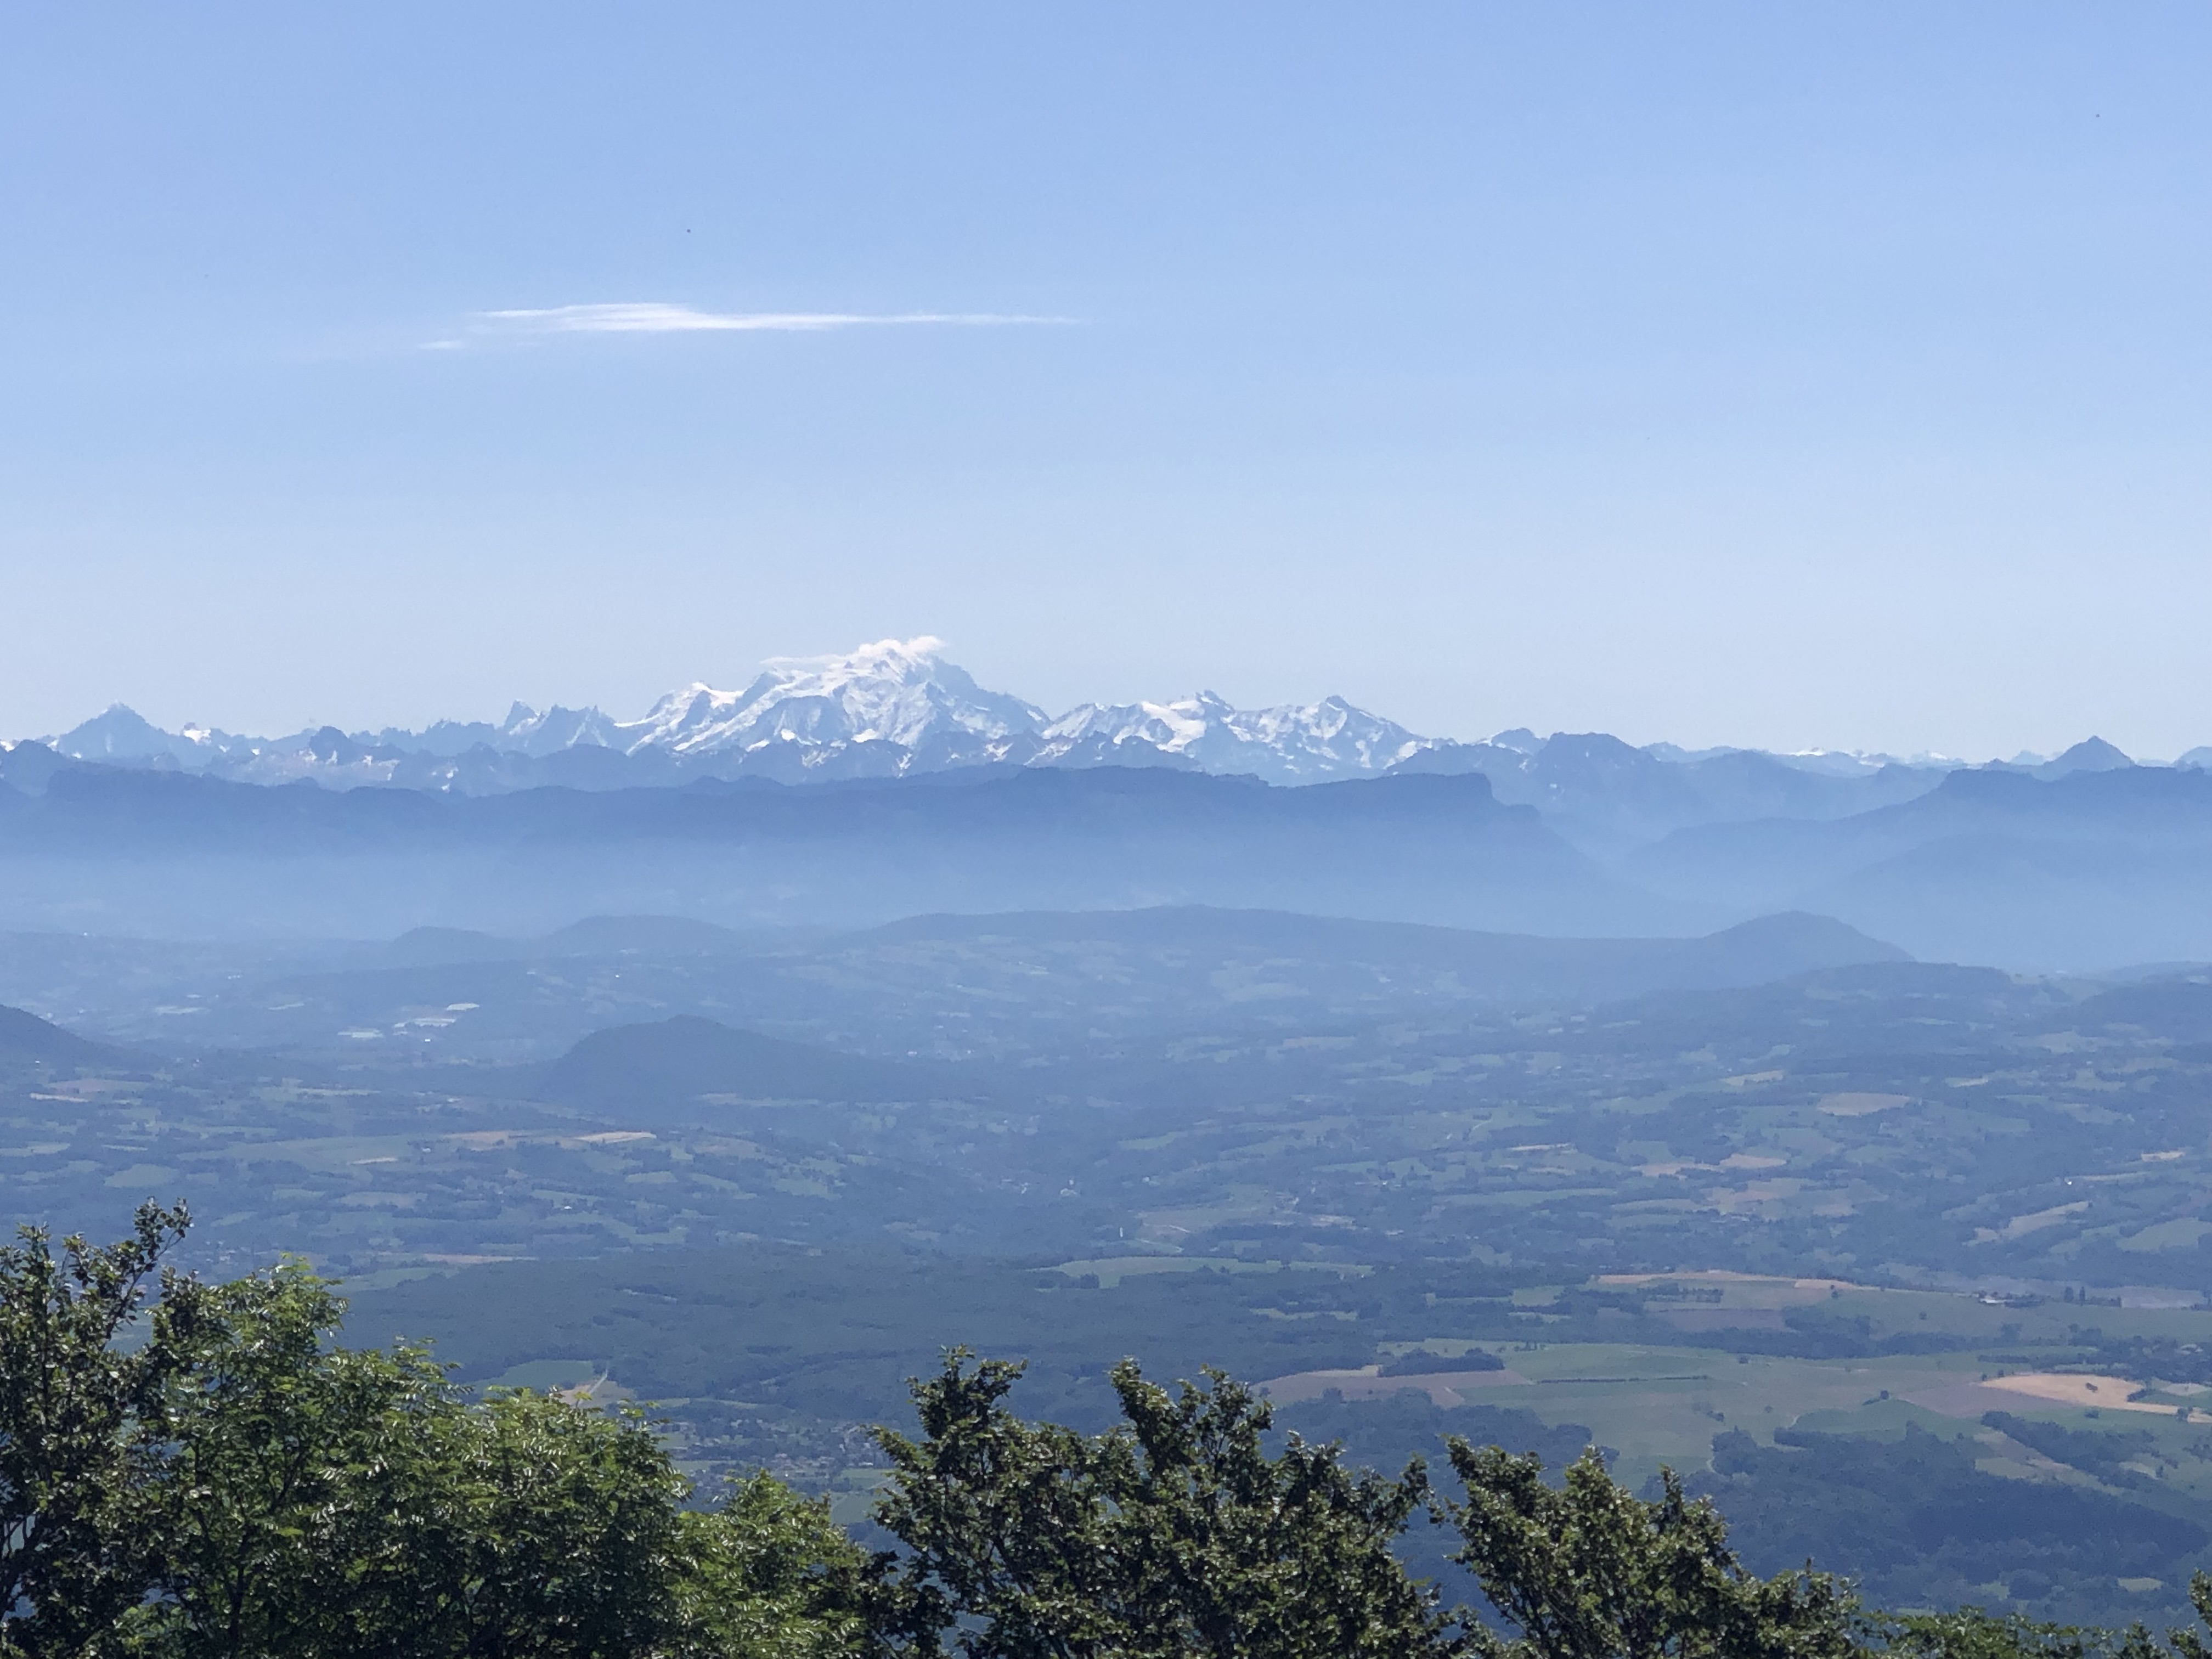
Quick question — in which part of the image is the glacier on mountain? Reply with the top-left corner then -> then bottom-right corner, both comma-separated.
612,637 -> 1048,766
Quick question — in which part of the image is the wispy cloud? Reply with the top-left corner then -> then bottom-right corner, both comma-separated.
474,302 -> 1064,336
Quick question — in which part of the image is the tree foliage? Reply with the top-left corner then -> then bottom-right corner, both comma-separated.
0,1203 -> 205,1659
0,1212 -> 865,1659
671,1474 -> 878,1659
872,1351 -> 1454,1659
22,1214 -> 2212,1659
1440,1440 -> 1858,1659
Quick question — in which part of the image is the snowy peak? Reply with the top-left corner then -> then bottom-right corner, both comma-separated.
1038,690 -> 1441,782
1039,694 -> 1220,757
1221,693 -> 1438,775
497,703 -> 624,756
364,702 -> 623,759
611,637 -> 1049,761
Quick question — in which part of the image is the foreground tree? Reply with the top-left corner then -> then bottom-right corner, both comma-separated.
1882,1610 -> 2154,1659
121,1259 -> 460,1658
0,1203 -> 205,1659
1,1212 -> 870,1659
2159,1576 -> 2212,1659
1107,1361 -> 1448,1659
671,1473 -> 879,1659
1440,1441 -> 1858,1659
425,1386 -> 695,1659
872,1351 -> 1456,1659
36,1210 -> 2212,1659
126,1261 -> 852,1659
1883,1578 -> 2212,1659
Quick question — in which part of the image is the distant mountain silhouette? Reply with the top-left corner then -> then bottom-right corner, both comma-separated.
2034,736 -> 2135,778
1632,766 -> 2212,968
1654,911 -> 1910,988
1389,731 -> 1942,854
0,765 -> 1665,940
2,744 -> 2203,969
0,741 -> 71,795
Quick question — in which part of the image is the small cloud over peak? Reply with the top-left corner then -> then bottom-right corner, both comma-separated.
762,636 -> 947,672
761,641 -> 951,681
471,303 -> 1064,337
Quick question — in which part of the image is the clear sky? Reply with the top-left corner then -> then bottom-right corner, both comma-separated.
1,3 -> 2204,758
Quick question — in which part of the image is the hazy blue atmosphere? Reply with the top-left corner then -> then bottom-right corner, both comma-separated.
2,3 -> 2205,756
8,16 -> 2212,1644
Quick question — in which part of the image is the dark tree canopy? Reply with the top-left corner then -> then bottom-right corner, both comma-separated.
873,1352 -> 1450,1659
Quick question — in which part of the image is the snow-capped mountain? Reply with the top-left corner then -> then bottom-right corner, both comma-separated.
377,703 -> 625,759
1035,692 -> 1444,781
609,637 -> 1048,771
588,642 -> 1451,782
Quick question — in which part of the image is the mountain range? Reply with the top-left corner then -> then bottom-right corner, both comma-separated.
23,636 -> 2200,802
18,638 -> 1451,789
4,639 -> 2207,968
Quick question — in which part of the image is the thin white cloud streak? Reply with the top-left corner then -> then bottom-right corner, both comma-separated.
475,302 -> 1068,335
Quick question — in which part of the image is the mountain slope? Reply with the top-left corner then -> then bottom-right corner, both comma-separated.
0,1003 -> 115,1066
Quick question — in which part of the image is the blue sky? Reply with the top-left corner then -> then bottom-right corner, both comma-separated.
1,3 -> 2204,756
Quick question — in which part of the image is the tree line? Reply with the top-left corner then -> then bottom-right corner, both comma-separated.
4,1206 -> 2209,1659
